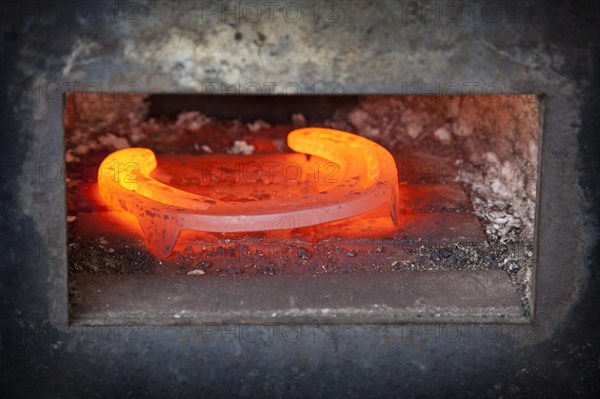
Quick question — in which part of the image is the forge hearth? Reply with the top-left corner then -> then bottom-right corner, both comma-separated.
95,128 -> 400,257
64,93 -> 540,324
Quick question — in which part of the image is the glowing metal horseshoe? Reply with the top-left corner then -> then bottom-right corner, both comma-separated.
98,128 -> 400,257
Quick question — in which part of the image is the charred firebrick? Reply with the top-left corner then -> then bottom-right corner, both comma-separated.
65,93 -> 541,324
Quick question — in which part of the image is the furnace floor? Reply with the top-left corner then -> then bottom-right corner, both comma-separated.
66,116 -> 533,316
68,169 -> 490,277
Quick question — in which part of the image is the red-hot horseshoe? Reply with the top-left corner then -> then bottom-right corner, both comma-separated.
98,128 -> 400,257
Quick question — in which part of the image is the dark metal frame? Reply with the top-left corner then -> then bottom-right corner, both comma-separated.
2,1 -> 598,396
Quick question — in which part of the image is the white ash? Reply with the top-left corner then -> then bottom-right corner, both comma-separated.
325,96 -> 444,143
65,93 -> 148,162
65,94 -> 250,161
452,118 -> 473,137
401,110 -> 424,139
291,113 -> 307,128
483,151 -> 500,164
464,161 -> 536,242
186,269 -> 205,275
98,133 -> 130,150
247,119 -> 271,132
348,109 -> 369,131
175,111 -> 211,130
272,138 -> 286,152
73,143 -> 92,155
323,119 -> 352,132
344,109 -> 382,138
129,127 -> 145,144
365,127 -> 381,137
433,125 -> 452,144
227,140 -> 255,155
325,95 -> 539,244
65,150 -> 78,163
406,123 -> 423,139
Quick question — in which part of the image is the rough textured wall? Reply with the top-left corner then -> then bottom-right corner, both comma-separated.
1,1 -> 599,397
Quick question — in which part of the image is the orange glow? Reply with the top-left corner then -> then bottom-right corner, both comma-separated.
98,128 -> 400,258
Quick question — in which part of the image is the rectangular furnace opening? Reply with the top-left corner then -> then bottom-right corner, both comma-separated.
64,93 -> 541,324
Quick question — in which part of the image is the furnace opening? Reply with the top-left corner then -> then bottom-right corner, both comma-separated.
65,93 -> 541,324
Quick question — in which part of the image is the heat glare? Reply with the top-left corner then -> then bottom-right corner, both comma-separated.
98,128 -> 400,257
